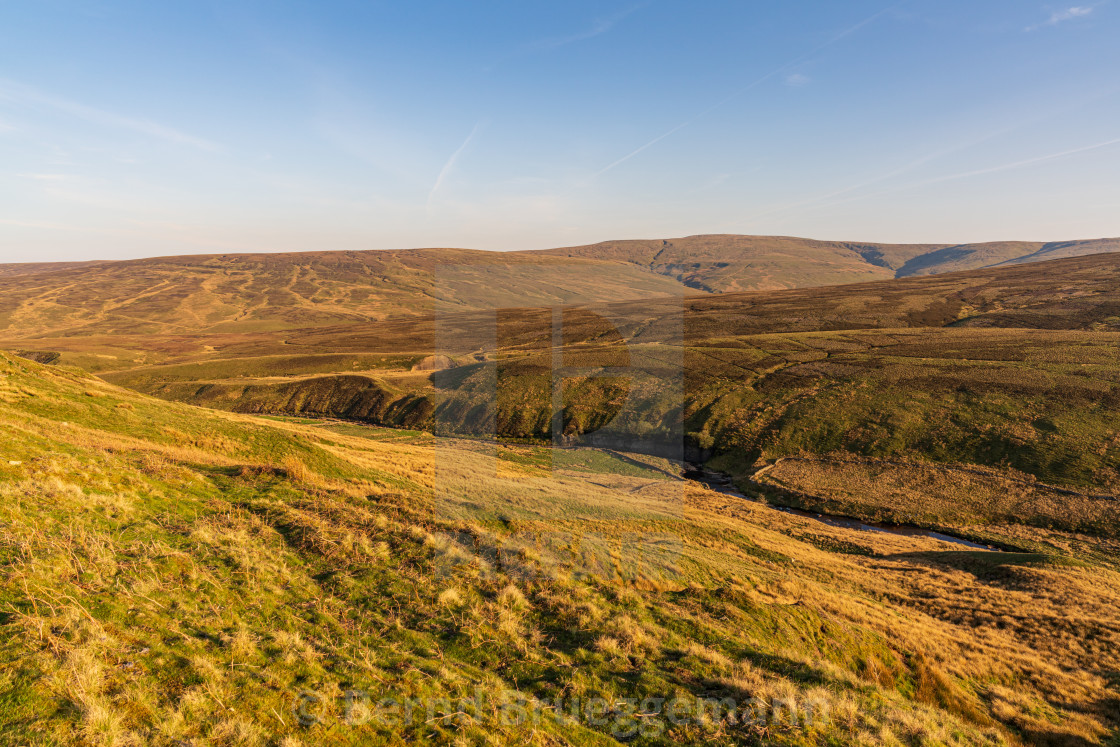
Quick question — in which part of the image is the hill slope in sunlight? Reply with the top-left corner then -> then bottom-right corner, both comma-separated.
102,253 -> 1120,506
2,350 -> 1119,745
1,235 -> 1117,345
535,234 -> 1120,289
0,248 -> 690,338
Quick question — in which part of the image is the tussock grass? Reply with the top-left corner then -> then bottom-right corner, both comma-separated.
752,454 -> 1119,537
1,352 -> 1118,745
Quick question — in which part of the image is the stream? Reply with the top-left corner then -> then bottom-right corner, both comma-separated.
683,464 -> 1000,552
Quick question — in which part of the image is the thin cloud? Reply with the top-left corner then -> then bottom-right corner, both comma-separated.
0,218 -> 72,230
593,2 -> 903,178
738,124 -> 1024,225
16,173 -> 73,181
593,121 -> 692,178
428,122 -> 482,206
0,216 -> 271,253
709,83 -> 1120,231
0,79 -> 219,151
482,5 -> 645,72
1026,4 -> 1098,31
785,73 -> 811,87
779,135 -> 1120,216
526,4 -> 643,51
911,136 -> 1120,186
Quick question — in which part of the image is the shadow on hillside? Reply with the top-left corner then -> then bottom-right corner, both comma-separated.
886,550 -> 1084,585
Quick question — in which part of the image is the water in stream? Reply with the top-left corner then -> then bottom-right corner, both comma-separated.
683,465 -> 1000,552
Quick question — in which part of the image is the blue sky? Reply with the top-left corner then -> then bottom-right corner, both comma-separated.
1,0 -> 1118,261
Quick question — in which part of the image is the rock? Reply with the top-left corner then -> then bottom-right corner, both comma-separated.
411,354 -> 456,372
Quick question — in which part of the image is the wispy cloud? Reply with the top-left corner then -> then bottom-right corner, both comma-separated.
593,2 -> 903,178
1026,4 -> 1099,31
737,123 -> 1025,226
16,173 -> 74,182
907,136 -> 1120,186
428,122 -> 482,206
760,135 -> 1120,219
785,73 -> 811,87
0,79 -> 218,151
0,215 -> 275,254
526,4 -> 643,52
593,121 -> 692,178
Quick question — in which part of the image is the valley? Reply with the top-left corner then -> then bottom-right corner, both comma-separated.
1,351 -> 1119,745
65,253 -> 1120,540
2,241 -> 1119,745
6,3 -> 1118,744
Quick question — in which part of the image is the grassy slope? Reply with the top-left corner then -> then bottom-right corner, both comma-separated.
689,327 -> 1120,488
3,353 -> 1120,745
101,256 -> 1120,531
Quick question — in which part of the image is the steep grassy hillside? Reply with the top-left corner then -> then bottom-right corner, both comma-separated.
2,352 -> 1120,745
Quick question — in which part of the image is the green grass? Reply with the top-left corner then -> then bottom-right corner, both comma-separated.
5,250 -> 1120,745
5,351 -> 1119,745
72,253 -> 1120,509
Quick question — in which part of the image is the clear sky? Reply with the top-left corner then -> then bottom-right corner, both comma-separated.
1,1 -> 1118,261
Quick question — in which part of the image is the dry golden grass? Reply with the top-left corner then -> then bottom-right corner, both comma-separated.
755,455 -> 1119,537
1,351 -> 1118,745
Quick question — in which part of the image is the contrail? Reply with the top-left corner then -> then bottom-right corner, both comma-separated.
594,121 -> 694,177
0,78 -> 219,151
594,2 -> 904,178
428,122 -> 482,206
914,136 -> 1120,187
774,135 -> 1120,217
530,3 -> 645,51
730,83 -> 1120,229
737,126 -> 1021,225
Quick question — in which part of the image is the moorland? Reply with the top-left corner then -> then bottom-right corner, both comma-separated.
1,235 -> 1119,746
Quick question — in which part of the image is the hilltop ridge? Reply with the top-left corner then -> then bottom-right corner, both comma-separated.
1,234 -> 1117,342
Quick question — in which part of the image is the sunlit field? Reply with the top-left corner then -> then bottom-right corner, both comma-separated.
2,348 -> 1119,745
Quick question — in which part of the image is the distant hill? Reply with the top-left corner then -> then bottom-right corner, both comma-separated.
0,248 -> 689,338
0,234 -> 1117,343
537,234 -> 1120,289
536,234 -> 929,291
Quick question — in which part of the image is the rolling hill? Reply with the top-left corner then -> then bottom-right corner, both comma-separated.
4,240 -> 1120,744
537,234 -> 1120,288
90,253 -> 1120,515
0,248 -> 688,339
0,234 -> 1117,346
5,243 -> 1119,506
